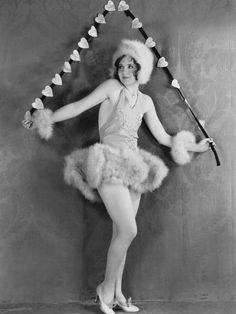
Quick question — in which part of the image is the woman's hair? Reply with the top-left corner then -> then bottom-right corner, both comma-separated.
114,54 -> 141,82
111,39 -> 154,84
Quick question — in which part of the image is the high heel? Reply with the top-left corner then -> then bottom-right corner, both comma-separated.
114,296 -> 140,313
95,285 -> 116,314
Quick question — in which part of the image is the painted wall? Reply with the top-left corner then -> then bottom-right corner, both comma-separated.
0,0 -> 235,303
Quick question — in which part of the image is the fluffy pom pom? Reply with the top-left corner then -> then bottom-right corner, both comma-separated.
171,130 -> 196,165
33,109 -> 53,140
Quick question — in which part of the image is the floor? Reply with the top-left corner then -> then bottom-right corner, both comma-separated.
0,301 -> 236,314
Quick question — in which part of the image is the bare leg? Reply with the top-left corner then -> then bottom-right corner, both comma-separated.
114,190 -> 141,304
97,184 -> 138,305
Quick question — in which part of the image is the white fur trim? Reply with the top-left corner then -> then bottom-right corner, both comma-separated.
63,143 -> 169,202
138,149 -> 169,192
33,109 -> 53,140
111,39 -> 154,84
171,130 -> 196,165
64,149 -> 100,202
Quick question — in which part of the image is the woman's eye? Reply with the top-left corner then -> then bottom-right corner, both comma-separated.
128,65 -> 134,69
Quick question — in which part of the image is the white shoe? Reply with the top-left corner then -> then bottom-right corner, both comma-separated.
114,297 -> 140,312
95,285 -> 115,314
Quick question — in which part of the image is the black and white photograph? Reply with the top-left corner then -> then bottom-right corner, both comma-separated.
0,0 -> 234,313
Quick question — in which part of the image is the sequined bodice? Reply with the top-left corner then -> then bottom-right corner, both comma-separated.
99,88 -> 143,151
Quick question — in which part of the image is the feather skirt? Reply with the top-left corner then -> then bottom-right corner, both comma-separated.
64,143 -> 169,202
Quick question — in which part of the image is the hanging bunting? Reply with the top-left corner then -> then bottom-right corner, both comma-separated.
78,37 -> 89,49
157,57 -> 168,68
52,73 -> 62,85
28,5 -> 108,117
32,98 -> 44,109
171,79 -> 180,89
26,0 -> 220,166
132,18 -> 142,29
105,0 -> 116,11
70,50 -> 81,61
63,61 -> 72,73
88,26 -> 98,38
118,1 -> 129,11
42,86 -> 53,97
95,13 -> 106,24
145,37 -> 156,48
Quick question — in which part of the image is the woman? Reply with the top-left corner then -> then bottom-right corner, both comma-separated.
23,39 -> 212,314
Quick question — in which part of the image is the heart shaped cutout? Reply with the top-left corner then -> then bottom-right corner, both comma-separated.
95,14 -> 106,24
145,37 -> 156,48
63,61 -> 72,73
70,50 -> 81,61
105,0 -> 116,11
199,119 -> 206,127
118,0 -> 129,11
88,26 -> 98,38
52,73 -> 62,85
42,85 -> 53,97
32,98 -> 44,109
157,57 -> 168,68
132,18 -> 142,29
171,79 -> 180,89
78,37 -> 89,49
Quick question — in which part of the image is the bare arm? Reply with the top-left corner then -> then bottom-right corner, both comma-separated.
51,79 -> 116,123
144,96 -> 211,152
144,96 -> 172,147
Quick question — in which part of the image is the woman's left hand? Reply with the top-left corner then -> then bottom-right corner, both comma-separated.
196,138 -> 215,153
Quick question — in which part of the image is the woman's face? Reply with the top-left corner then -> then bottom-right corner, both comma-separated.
117,55 -> 138,86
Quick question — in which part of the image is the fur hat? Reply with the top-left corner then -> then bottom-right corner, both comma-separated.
111,39 -> 154,85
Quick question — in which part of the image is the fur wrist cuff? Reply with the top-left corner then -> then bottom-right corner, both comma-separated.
33,109 -> 53,140
171,130 -> 196,165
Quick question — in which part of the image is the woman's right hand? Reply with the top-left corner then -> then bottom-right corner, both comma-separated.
22,111 -> 34,129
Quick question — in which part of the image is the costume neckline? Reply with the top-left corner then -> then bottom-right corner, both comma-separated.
122,87 -> 140,109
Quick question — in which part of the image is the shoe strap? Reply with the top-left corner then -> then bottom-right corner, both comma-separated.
127,297 -> 132,307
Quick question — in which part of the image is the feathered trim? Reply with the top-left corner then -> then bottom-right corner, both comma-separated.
138,149 -> 169,192
33,109 -> 53,140
171,130 -> 196,165
64,149 -> 101,202
111,39 -> 154,85
63,143 -> 168,202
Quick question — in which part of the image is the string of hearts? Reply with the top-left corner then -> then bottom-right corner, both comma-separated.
29,0 -> 220,166
30,3 -> 110,111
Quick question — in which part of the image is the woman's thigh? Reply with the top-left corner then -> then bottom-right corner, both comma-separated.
129,190 -> 141,217
98,183 -> 137,235
111,189 -> 141,239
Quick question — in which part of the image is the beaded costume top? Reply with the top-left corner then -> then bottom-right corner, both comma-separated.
99,88 -> 143,151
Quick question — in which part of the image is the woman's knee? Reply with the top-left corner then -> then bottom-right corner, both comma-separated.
130,225 -> 138,240
119,223 -> 137,242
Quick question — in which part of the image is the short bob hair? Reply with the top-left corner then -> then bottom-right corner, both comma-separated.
113,55 -> 141,82
111,39 -> 154,84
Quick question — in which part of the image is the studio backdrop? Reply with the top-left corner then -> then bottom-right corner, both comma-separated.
0,0 -> 235,304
